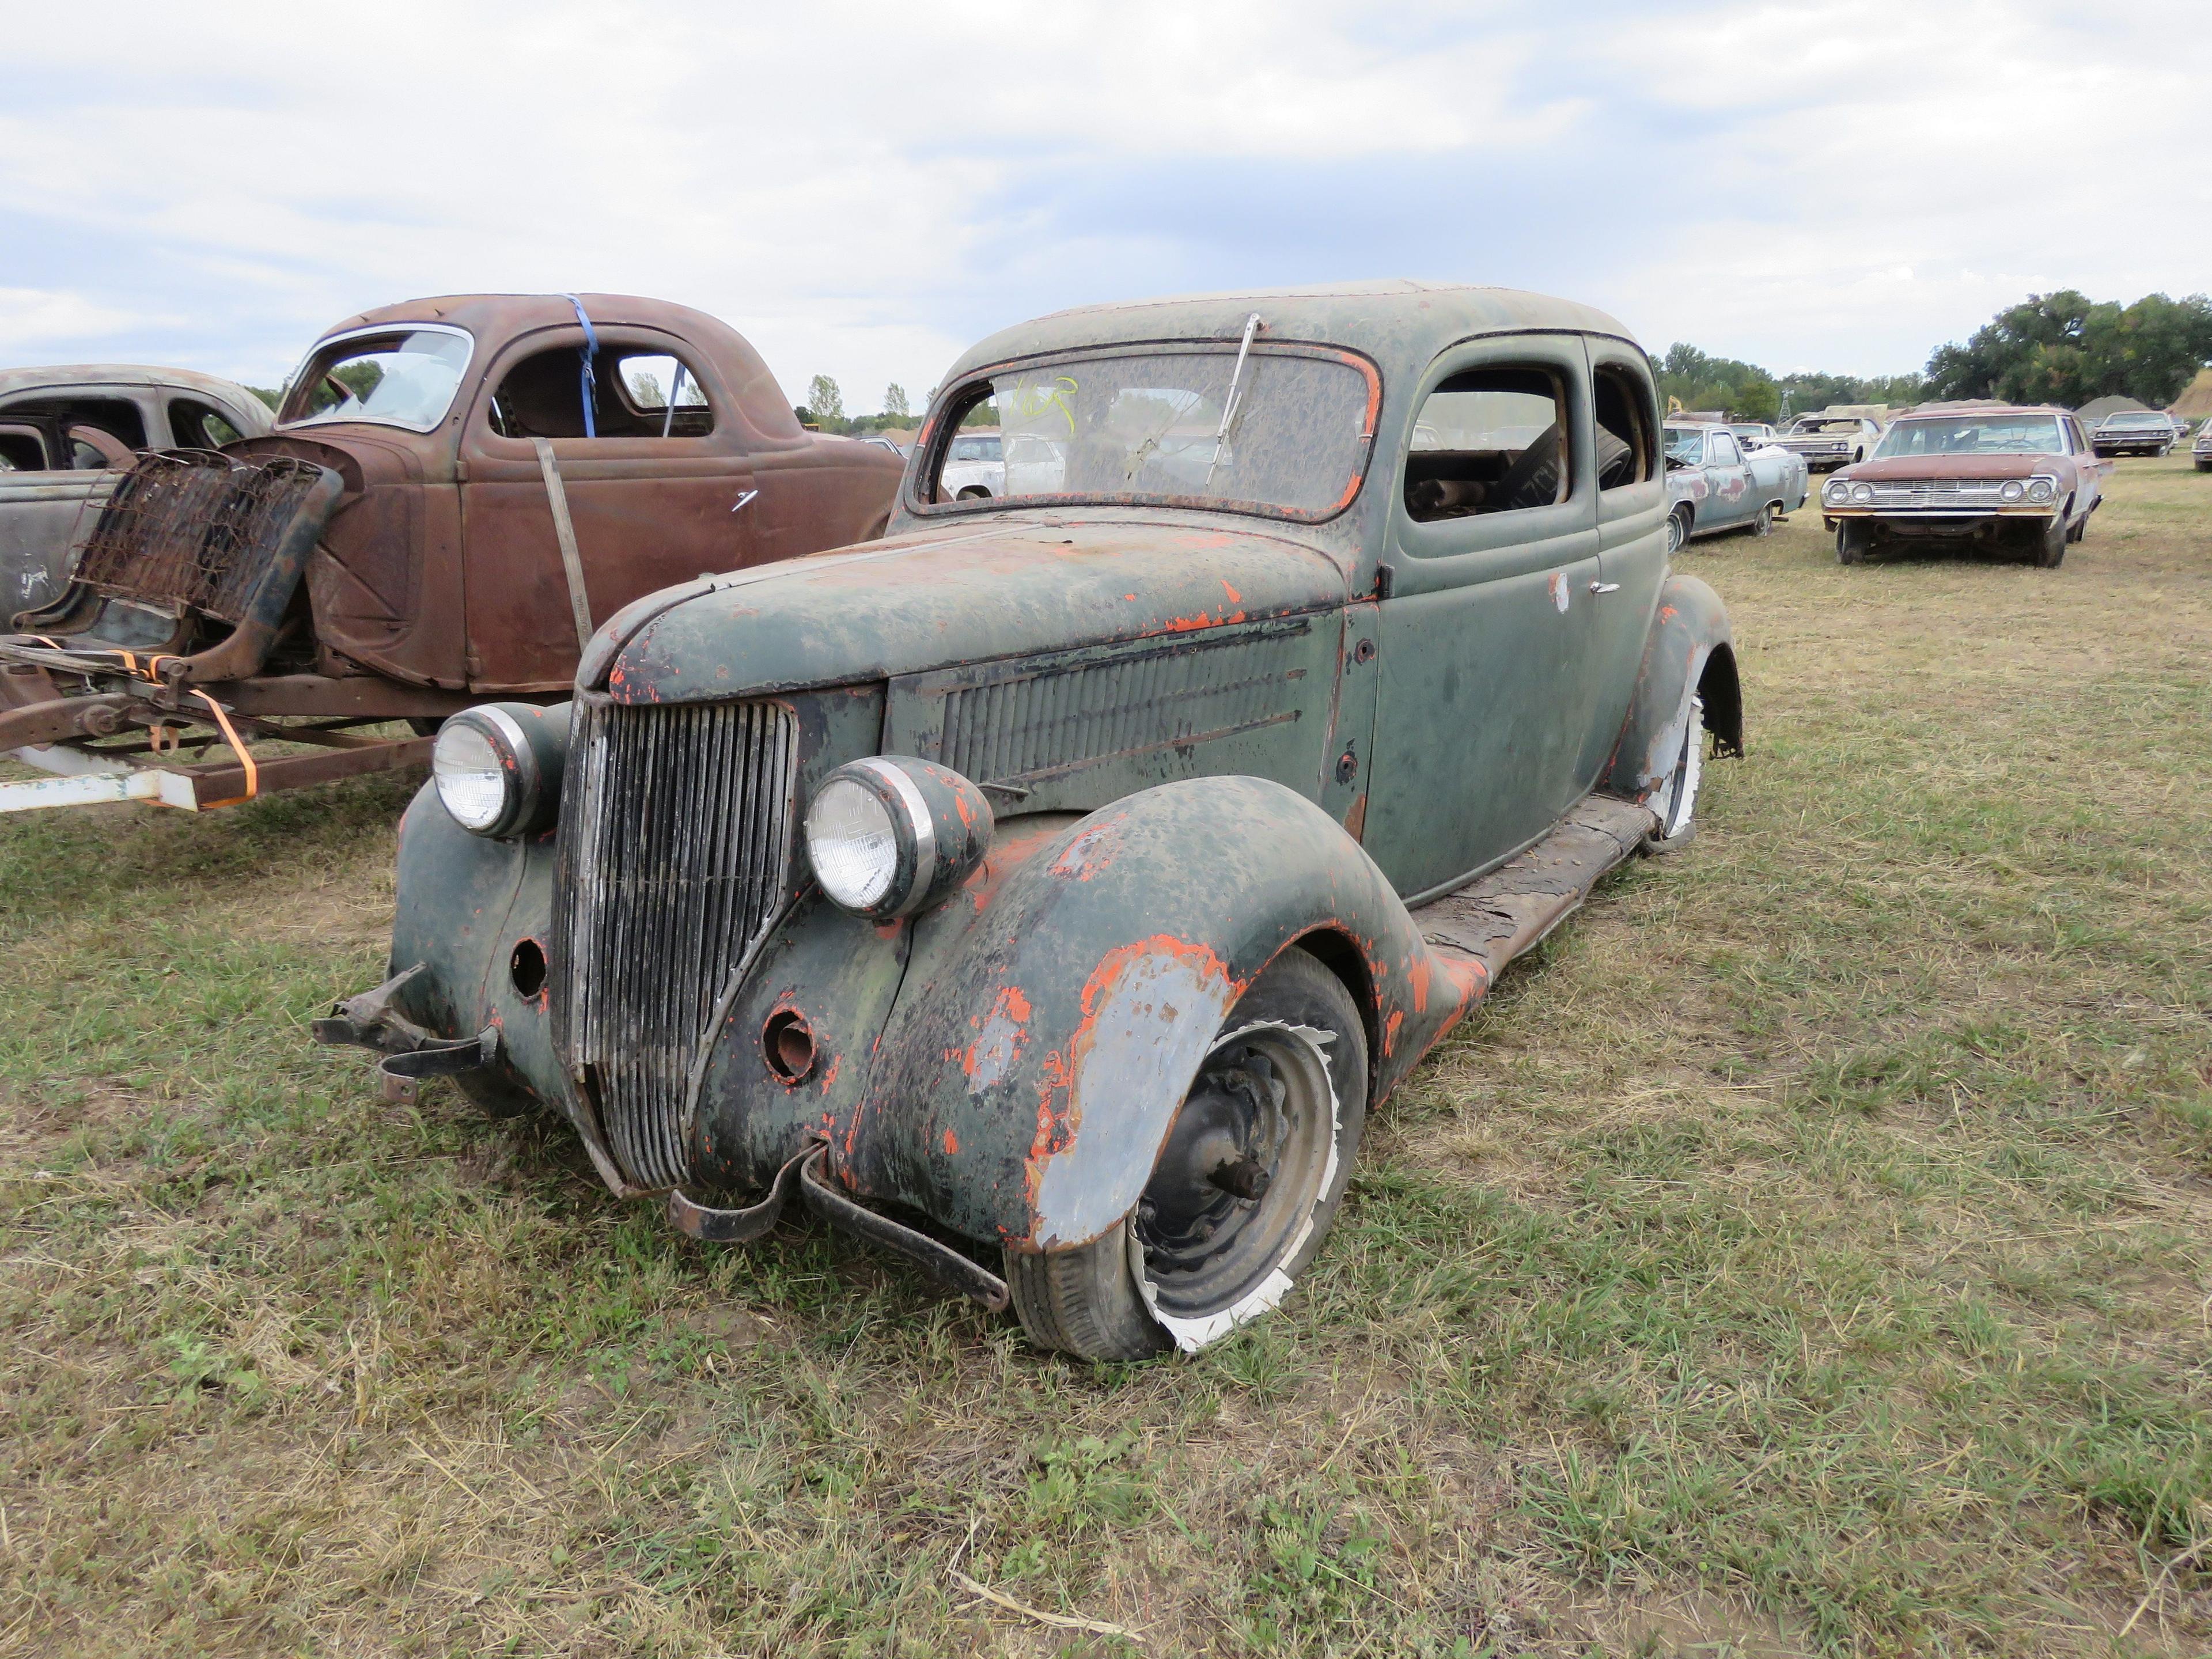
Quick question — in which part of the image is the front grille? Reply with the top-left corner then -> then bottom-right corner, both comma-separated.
554,698 -> 798,1188
1866,479 -> 2008,509
74,451 -> 328,621
926,628 -> 1307,785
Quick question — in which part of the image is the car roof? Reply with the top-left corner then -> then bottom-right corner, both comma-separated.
314,293 -> 804,438
0,364 -> 265,405
942,281 -> 1641,387
1899,402 -> 2069,420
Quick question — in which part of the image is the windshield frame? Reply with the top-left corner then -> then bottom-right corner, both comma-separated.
1873,414 -> 2069,460
276,321 -> 477,434
907,339 -> 1383,526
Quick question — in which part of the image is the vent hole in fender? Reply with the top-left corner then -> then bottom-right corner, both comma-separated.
763,1009 -> 817,1084
510,938 -> 547,998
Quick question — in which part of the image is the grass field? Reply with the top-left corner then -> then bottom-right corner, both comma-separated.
3,456 -> 2210,1657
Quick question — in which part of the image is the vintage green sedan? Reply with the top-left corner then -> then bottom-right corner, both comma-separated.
317,282 -> 1743,1360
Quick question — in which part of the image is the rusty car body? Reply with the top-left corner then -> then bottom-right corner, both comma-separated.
0,294 -> 901,813
1664,419 -> 1808,551
317,281 -> 1743,1360
1820,402 -> 2107,567
2194,419 -> 2212,472
0,364 -> 273,620
1775,410 -> 1885,471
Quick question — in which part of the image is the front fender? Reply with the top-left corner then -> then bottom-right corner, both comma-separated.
1604,571 -> 1741,805
834,777 -> 1476,1251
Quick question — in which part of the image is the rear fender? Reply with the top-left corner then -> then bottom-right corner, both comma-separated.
830,776 -> 1480,1251
1604,572 -> 1741,806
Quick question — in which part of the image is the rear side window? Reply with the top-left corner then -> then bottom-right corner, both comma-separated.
1404,366 -> 1569,521
489,345 -> 715,438
1593,364 -> 1656,488
169,398 -> 244,449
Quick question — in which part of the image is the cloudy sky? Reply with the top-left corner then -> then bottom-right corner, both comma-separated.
4,0 -> 2208,413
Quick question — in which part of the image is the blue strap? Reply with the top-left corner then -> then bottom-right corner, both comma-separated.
561,293 -> 600,438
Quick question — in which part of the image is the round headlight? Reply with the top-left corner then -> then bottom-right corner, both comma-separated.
1850,483 -> 1875,504
806,775 -> 902,911
1999,479 -> 2025,502
1823,479 -> 1849,503
2026,477 -> 2055,502
431,704 -> 566,838
805,756 -> 995,922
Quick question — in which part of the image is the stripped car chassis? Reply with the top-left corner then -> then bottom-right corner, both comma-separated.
0,446 -> 483,813
0,640 -> 476,812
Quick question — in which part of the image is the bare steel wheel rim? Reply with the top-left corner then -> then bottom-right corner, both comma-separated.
1666,512 -> 1687,555
1657,694 -> 1706,840
1128,1020 -> 1339,1350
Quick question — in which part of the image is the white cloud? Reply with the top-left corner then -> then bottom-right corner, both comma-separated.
0,289 -> 152,354
2,0 -> 2209,395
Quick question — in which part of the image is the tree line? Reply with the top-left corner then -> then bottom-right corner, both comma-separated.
1659,289 -> 2212,421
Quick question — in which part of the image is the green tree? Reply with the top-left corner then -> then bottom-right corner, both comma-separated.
1654,344 -> 1781,422
806,375 -> 846,426
1925,291 -> 2212,406
882,383 -> 910,421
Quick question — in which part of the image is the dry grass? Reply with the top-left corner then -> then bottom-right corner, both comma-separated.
2,457 -> 2210,1656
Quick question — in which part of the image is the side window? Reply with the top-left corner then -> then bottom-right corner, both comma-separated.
0,425 -> 43,471
611,353 -> 711,437
1404,366 -> 1570,521
1592,364 -> 1656,489
169,398 -> 244,449
487,344 -> 714,439
1709,432 -> 1741,465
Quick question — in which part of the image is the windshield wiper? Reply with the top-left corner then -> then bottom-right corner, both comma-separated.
1204,312 -> 1263,487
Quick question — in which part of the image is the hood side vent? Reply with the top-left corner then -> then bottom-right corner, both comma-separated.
894,620 -> 1312,790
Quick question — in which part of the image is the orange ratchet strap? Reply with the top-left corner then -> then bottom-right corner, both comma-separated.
188,690 -> 258,808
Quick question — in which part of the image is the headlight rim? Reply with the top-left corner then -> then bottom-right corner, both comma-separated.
1823,478 -> 1850,503
1998,479 -> 2027,503
434,706 -> 538,838
1849,482 -> 1875,505
2025,476 -> 2056,503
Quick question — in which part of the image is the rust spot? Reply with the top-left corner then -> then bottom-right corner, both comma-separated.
1408,953 -> 1431,1014
1658,604 -> 1678,622
1221,579 -> 1242,604
942,1127 -> 959,1156
1383,1008 -> 1404,1055
1051,816 -> 1124,881
1343,792 -> 1367,842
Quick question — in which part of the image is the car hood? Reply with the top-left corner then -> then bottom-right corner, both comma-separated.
1835,453 -> 2063,483
582,513 -> 1354,703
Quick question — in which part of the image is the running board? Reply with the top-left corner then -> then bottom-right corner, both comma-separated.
1411,796 -> 1657,984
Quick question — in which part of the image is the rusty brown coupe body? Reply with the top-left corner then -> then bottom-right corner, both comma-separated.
0,293 -> 901,812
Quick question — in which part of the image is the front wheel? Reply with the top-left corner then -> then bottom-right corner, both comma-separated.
2032,512 -> 2067,568
1006,948 -> 1368,1360
1836,521 -> 1873,564
1644,694 -> 1706,852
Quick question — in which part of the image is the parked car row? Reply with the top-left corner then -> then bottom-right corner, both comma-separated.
1664,419 -> 1809,550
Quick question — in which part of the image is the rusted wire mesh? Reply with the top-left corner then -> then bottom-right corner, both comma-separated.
73,452 -> 327,622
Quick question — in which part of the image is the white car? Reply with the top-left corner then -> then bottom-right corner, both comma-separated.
937,429 -> 1003,499
1775,413 -> 1885,472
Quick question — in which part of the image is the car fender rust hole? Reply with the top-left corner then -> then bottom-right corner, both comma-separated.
509,938 -> 547,999
763,1009 -> 817,1085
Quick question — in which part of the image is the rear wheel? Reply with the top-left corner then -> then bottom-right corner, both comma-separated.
1006,948 -> 1368,1361
1666,506 -> 1691,555
1747,503 -> 1774,538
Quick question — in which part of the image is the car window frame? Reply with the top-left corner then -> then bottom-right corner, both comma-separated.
1388,332 -> 1598,583
277,321 -> 478,435
465,324 -> 745,456
907,338 -> 1383,527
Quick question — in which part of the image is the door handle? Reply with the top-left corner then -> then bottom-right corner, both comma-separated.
1589,581 -> 1621,595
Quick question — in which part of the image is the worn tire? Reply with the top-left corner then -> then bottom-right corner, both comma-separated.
1666,506 -> 1691,555
2032,512 -> 2067,568
1005,947 -> 1368,1362
1747,503 -> 1774,539
1836,521 -> 1873,564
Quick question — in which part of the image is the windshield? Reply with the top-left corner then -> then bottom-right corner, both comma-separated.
2103,412 -> 2165,427
1664,426 -> 1704,462
1874,415 -> 2066,457
1790,418 -> 1858,434
928,345 -> 1375,520
1730,425 -> 1766,442
281,327 -> 473,431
